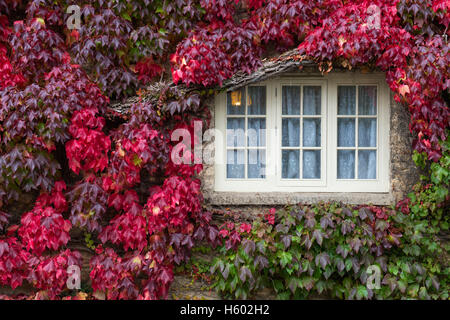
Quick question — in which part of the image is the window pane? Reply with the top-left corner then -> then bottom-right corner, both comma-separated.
303,150 -> 321,179
303,86 -> 321,115
247,86 -> 266,115
227,150 -> 245,178
248,149 -> 266,179
282,150 -> 299,179
358,150 -> 377,179
359,86 -> 377,115
282,118 -> 300,147
358,118 -> 377,147
282,86 -> 300,115
338,150 -> 355,179
227,118 -> 245,147
338,86 -> 356,115
303,119 -> 321,147
227,88 -> 245,115
247,118 -> 266,147
338,118 -> 355,147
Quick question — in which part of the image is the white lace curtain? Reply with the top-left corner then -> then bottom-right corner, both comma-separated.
337,86 -> 377,179
227,87 -> 266,179
282,86 -> 321,179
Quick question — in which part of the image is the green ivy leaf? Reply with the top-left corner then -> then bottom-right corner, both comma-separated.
345,258 -> 353,272
279,251 -> 292,268
121,12 -> 132,21
356,285 -> 368,300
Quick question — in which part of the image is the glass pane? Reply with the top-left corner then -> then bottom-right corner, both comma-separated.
282,118 -> 300,147
338,118 -> 355,147
338,150 -> 355,179
227,88 -> 245,115
247,86 -> 266,115
303,150 -> 321,179
338,86 -> 356,115
248,118 -> 266,147
358,118 -> 377,147
227,118 -> 245,147
303,118 -> 321,147
282,150 -> 300,179
358,150 -> 377,179
227,150 -> 244,178
248,149 -> 266,179
303,86 -> 321,115
282,86 -> 300,115
358,86 -> 377,115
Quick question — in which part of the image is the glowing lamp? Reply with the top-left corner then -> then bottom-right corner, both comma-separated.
230,91 -> 242,106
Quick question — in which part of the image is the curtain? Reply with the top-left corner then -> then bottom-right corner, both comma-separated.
248,86 -> 266,115
248,118 -> 266,147
226,86 -> 266,179
282,150 -> 299,179
227,150 -> 244,178
358,118 -> 376,147
248,149 -> 265,178
358,150 -> 376,179
358,86 -> 377,115
226,118 -> 244,178
303,119 -> 320,147
337,86 -> 356,180
303,86 -> 321,115
227,118 -> 245,147
338,118 -> 355,147
282,86 -> 300,115
338,150 -> 355,179
303,118 -> 321,179
337,85 -> 377,179
282,119 -> 300,147
247,118 -> 266,179
338,86 -> 356,115
303,150 -> 320,179
281,86 -> 300,178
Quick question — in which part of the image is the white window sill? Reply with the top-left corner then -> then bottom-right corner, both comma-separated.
205,191 -> 394,206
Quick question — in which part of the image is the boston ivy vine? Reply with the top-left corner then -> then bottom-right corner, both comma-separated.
0,0 -> 448,300
212,201 -> 448,299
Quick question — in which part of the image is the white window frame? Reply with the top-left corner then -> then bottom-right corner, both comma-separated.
276,80 -> 327,187
214,72 -> 390,193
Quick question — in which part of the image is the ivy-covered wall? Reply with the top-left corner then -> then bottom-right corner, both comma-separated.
0,0 -> 448,300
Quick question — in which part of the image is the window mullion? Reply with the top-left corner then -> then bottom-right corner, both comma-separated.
244,86 -> 248,179
355,85 -> 359,180
299,85 -> 303,180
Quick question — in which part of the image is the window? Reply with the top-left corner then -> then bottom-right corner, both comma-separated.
215,72 -> 390,193
226,86 -> 267,179
337,85 -> 378,180
281,85 -> 323,180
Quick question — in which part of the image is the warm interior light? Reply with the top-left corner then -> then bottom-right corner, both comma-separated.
230,91 -> 242,106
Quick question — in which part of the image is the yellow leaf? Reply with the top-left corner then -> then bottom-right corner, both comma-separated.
36,18 -> 45,26
77,292 -> 88,300
399,84 -> 410,97
132,256 -> 142,266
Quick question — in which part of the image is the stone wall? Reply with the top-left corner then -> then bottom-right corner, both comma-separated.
388,92 -> 422,202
